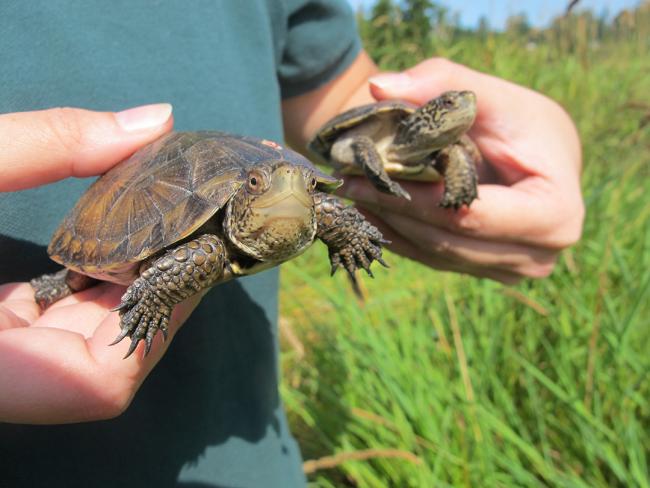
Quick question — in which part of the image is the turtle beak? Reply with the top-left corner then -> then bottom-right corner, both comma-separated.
459,91 -> 477,111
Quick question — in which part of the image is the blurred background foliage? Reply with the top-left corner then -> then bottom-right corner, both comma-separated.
279,1 -> 650,486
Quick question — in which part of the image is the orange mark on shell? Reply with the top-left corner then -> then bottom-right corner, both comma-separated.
261,139 -> 282,150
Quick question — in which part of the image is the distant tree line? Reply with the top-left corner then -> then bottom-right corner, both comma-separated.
356,0 -> 649,65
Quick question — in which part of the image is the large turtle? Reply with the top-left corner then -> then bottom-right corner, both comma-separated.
31,132 -> 387,357
308,90 -> 481,208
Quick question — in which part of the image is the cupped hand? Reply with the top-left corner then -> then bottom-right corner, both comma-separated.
0,104 -> 201,424
341,58 -> 585,283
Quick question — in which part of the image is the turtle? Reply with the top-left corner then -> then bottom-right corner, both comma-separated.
30,132 -> 387,358
308,90 -> 481,208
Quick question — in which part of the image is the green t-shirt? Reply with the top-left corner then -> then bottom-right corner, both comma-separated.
0,2 -> 360,487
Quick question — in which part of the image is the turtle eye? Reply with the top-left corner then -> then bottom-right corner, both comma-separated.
310,177 -> 317,190
442,98 -> 455,108
247,171 -> 266,193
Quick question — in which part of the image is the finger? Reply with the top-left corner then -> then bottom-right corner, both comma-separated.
0,288 -> 202,423
0,282 -> 39,302
362,205 -> 557,278
359,210 -> 522,284
369,57 -> 536,112
33,284 -> 202,383
0,104 -> 173,192
342,177 -> 582,249
0,306 -> 30,330
47,282 -> 125,311
36,283 -> 125,337
0,283 -> 42,326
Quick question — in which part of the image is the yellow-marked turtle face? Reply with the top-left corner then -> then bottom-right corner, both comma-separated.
225,162 -> 319,262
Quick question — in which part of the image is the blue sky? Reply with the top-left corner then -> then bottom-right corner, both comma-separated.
347,0 -> 643,30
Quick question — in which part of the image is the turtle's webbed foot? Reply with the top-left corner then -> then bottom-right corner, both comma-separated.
110,234 -> 226,358
328,232 -> 387,278
31,269 -> 73,310
439,184 -> 478,210
315,193 -> 388,280
110,278 -> 172,358
31,269 -> 96,310
350,135 -> 412,201
435,140 -> 479,210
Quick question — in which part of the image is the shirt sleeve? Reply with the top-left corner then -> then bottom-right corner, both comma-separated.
278,0 -> 362,99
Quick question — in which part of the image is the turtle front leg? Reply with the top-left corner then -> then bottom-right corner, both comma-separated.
31,269 -> 97,309
314,193 -> 388,280
349,135 -> 411,201
433,136 -> 479,209
111,234 -> 227,358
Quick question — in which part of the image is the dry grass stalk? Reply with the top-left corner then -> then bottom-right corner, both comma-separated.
279,316 -> 305,359
445,289 -> 483,443
501,288 -> 550,316
303,448 -> 422,474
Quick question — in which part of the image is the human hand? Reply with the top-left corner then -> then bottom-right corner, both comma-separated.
341,58 -> 585,283
0,105 -> 201,424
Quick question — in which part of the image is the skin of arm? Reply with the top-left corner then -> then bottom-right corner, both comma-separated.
282,52 -> 584,283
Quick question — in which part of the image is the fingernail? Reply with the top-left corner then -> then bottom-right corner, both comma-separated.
115,103 -> 173,132
369,73 -> 413,91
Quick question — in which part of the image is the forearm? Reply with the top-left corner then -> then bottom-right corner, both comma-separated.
282,50 -> 379,153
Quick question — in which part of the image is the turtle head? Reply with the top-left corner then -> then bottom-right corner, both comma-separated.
225,162 -> 339,263
392,90 -> 477,161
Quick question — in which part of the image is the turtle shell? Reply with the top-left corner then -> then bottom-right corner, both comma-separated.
49,131 -> 333,283
308,100 -> 416,159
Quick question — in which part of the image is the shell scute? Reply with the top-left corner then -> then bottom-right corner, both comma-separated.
309,100 -> 416,157
47,132 -> 273,273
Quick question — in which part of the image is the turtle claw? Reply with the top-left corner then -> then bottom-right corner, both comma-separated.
109,326 -> 131,346
110,285 -> 140,312
438,191 -> 477,210
110,303 -> 128,313
144,335 -> 153,357
124,337 -> 140,359
157,315 -> 170,343
389,182 -> 411,201
110,278 -> 172,358
347,273 -> 364,300
330,254 -> 341,276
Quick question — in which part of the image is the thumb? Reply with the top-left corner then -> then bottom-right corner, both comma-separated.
368,58 -> 488,106
0,104 -> 173,192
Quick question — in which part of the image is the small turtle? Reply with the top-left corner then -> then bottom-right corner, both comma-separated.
308,90 -> 481,208
31,132 -> 387,357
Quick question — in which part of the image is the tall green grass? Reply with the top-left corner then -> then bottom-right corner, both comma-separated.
279,10 -> 650,487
